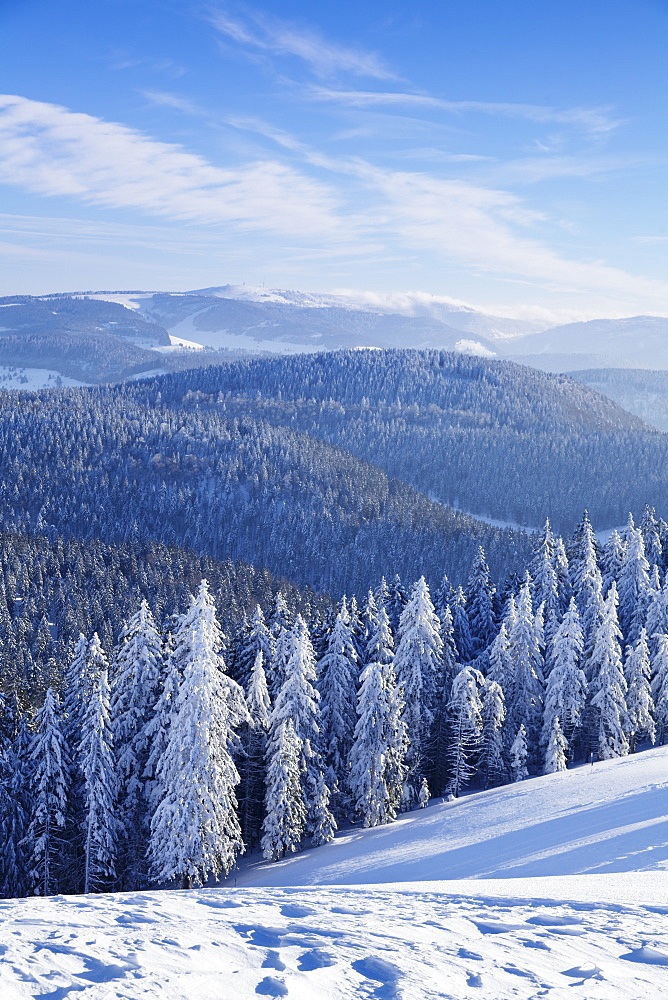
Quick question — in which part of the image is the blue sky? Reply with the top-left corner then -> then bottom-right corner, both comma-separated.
0,0 -> 666,321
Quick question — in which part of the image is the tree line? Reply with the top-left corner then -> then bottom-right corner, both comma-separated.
1,505 -> 667,897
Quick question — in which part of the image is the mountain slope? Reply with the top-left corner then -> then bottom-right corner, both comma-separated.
139,291 -> 502,354
502,316 -> 668,370
0,380 -> 526,596
234,746 -> 668,887
125,350 -> 668,532
1,751 -> 667,1000
569,368 -> 668,432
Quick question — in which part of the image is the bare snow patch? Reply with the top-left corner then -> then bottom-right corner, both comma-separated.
455,338 -> 497,357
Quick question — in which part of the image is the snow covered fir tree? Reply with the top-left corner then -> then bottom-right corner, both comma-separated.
2,505 -> 668,897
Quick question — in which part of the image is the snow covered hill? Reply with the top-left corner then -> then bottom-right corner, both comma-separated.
2,750 -> 667,999
233,746 -> 668,888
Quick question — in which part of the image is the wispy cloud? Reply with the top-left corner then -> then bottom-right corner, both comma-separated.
140,90 -> 206,117
363,166 -> 667,301
308,88 -> 623,136
0,95 -> 348,240
1,95 -> 665,314
210,10 -> 397,80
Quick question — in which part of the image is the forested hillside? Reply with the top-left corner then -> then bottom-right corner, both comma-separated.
124,349 -> 668,532
0,530 -> 327,706
2,504 -> 667,899
0,297 -> 257,383
0,381 -> 524,597
570,368 -> 668,432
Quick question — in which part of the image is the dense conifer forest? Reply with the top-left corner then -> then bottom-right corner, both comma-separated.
1,507 -> 667,897
2,350 -> 668,900
124,349 -> 668,531
0,375 -> 528,597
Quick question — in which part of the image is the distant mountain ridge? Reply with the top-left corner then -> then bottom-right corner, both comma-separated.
503,315 -> 668,371
2,285 -> 668,383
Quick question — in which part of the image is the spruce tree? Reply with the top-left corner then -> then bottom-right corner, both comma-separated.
479,679 -> 507,788
624,628 -> 655,751
239,651 -> 271,850
24,690 -> 70,897
451,586 -> 474,663
349,609 -> 407,827
651,632 -> 668,745
602,529 -> 626,593
394,577 -> 443,805
261,719 -> 305,861
618,518 -> 652,644
542,598 -> 587,751
544,716 -> 568,774
149,581 -> 249,887
110,600 -> 163,889
644,574 -> 668,656
530,519 -> 561,645
80,668 -> 117,894
569,511 -> 603,643
317,610 -> 358,819
446,666 -> 483,797
589,583 -> 629,760
234,605 -> 274,690
507,577 -> 544,746
2,719 -> 30,898
270,616 -> 335,847
510,724 -> 529,781
487,619 -> 513,693
640,504 -> 663,568
465,546 -> 497,657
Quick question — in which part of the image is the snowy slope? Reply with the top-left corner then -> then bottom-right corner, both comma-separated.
2,750 -> 668,999
234,746 -> 668,888
0,366 -> 89,389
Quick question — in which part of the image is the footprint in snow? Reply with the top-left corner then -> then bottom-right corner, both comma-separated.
262,951 -> 286,971
457,947 -> 483,961
297,948 -> 335,971
522,939 -> 551,951
279,904 -> 316,918
352,955 -> 402,998
527,914 -> 582,926
197,897 -> 243,909
620,945 -> 668,966
330,906 -> 369,915
255,976 -> 288,996
562,963 -> 605,980
466,972 -> 483,987
234,925 -> 282,948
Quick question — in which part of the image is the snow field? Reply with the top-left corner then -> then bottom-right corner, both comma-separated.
0,366 -> 89,389
0,883 -> 666,999
234,746 -> 668,888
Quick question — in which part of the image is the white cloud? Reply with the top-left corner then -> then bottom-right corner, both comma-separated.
0,95 -> 347,239
308,88 -> 622,136
1,96 -> 666,316
362,166 -> 668,303
210,11 -> 396,79
140,90 -> 206,117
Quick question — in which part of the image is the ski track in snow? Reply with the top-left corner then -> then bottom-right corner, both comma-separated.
1,884 -> 667,999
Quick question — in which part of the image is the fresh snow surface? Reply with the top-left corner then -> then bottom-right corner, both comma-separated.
234,747 -> 668,888
165,313 -> 320,354
0,367 -> 88,390
152,334 -> 205,352
2,752 -> 667,998
1,881 -> 667,1000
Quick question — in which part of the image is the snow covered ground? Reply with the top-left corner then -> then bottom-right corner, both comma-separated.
235,747 -> 668,888
2,750 -> 667,998
1,880 -> 667,999
0,367 -> 88,389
